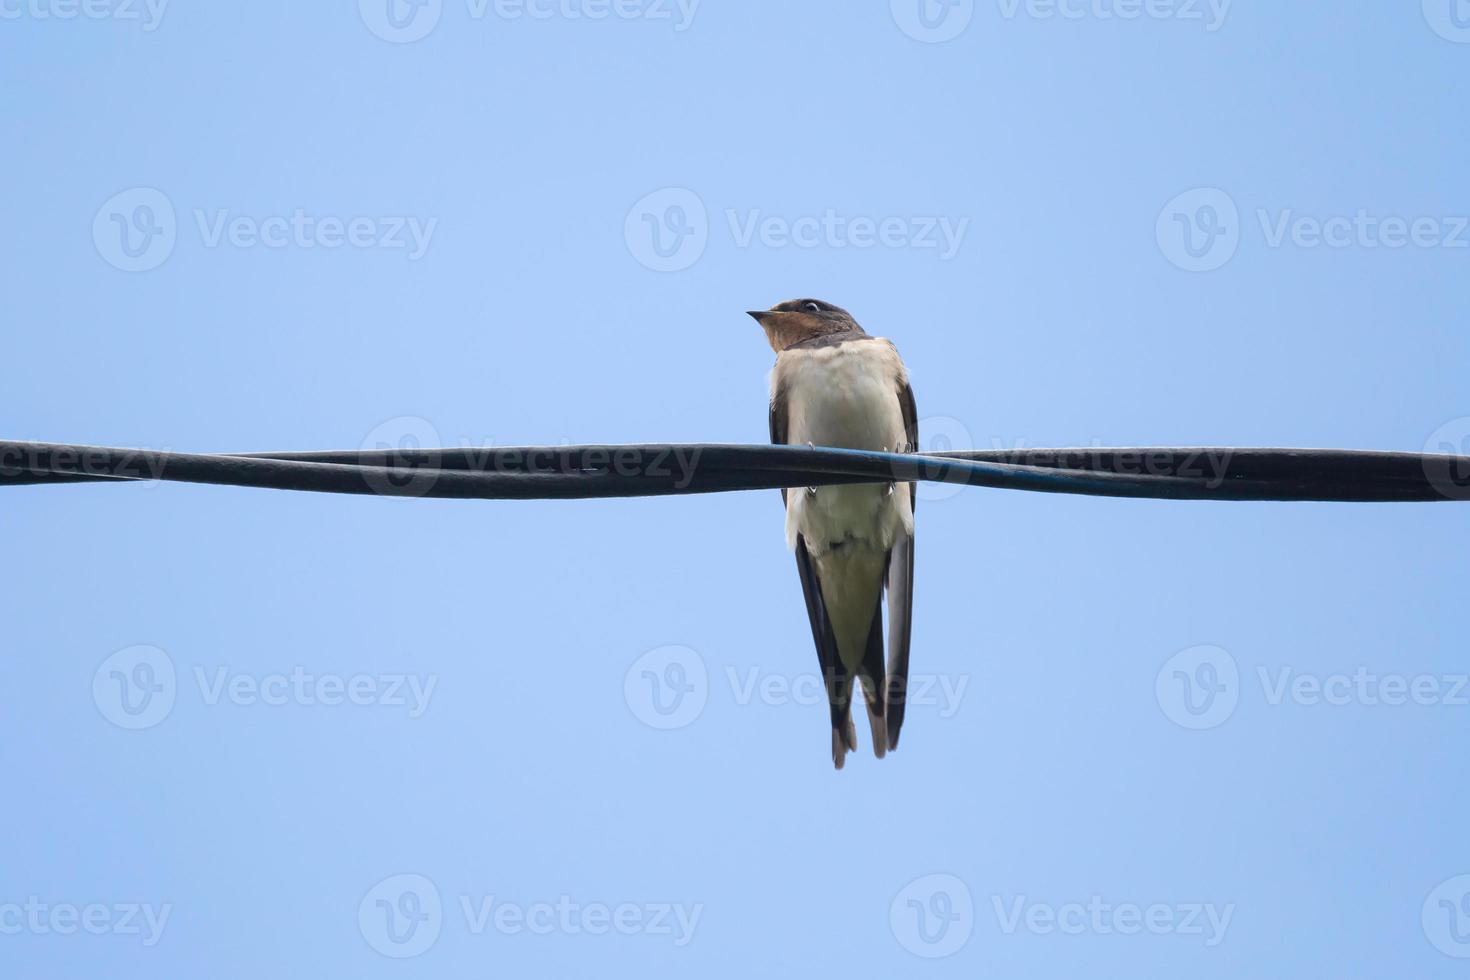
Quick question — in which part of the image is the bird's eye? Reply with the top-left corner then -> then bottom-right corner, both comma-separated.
803,301 -> 822,313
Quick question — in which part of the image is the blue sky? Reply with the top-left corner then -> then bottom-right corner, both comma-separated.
3,2 -> 1469,976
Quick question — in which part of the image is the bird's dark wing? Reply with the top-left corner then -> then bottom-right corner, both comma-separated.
796,534 -> 855,766
769,373 -> 788,506
885,375 -> 918,750
896,374 -> 919,459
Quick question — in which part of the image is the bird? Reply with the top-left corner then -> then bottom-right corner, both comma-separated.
749,299 -> 917,769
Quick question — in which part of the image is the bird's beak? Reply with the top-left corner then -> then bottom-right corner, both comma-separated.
747,310 -> 771,324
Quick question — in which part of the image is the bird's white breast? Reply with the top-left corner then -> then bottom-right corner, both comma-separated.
773,339 -> 913,557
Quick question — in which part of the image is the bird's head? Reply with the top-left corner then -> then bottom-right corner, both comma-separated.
747,299 -> 862,353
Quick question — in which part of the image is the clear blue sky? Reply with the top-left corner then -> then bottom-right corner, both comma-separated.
4,2 -> 1469,977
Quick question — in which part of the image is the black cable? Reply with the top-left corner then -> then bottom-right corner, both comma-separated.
3,440 -> 1468,502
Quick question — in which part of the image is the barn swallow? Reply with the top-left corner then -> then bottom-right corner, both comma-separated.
749,299 -> 917,769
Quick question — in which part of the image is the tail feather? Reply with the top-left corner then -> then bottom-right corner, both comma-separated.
859,600 -> 888,759
828,668 -> 857,769
831,705 -> 856,769
884,535 -> 915,751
